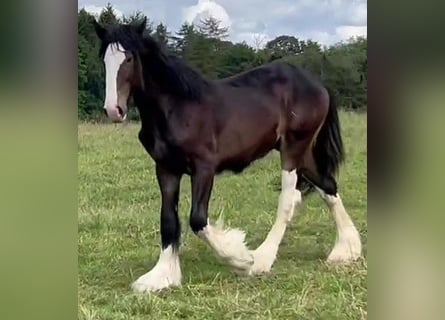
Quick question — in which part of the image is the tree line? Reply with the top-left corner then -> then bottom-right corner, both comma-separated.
78,4 -> 367,121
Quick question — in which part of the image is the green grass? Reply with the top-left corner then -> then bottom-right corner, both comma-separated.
78,111 -> 367,319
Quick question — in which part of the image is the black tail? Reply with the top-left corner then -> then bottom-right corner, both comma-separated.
297,87 -> 345,194
313,87 -> 345,177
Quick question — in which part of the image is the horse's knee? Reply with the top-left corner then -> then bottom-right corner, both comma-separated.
190,210 -> 207,234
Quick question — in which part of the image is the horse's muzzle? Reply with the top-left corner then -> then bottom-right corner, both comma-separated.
105,106 -> 127,123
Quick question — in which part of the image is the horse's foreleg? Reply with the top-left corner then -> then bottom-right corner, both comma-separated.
190,163 -> 253,270
132,164 -> 182,293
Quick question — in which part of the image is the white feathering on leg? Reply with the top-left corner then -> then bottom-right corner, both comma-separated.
199,218 -> 254,270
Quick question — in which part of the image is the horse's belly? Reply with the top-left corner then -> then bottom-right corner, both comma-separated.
216,123 -> 278,173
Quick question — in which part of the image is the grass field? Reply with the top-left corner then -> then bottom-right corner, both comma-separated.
78,111 -> 367,320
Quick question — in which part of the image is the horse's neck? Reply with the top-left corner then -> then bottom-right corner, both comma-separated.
142,52 -> 169,89
133,89 -> 167,132
142,51 -> 208,103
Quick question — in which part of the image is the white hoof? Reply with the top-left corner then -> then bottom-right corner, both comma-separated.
131,246 -> 181,293
131,269 -> 181,293
327,227 -> 362,264
248,246 -> 277,275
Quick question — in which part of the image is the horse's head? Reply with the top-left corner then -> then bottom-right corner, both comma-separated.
93,19 -> 147,123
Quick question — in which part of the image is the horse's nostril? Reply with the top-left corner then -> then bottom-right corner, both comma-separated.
116,106 -> 124,117
103,109 -> 108,115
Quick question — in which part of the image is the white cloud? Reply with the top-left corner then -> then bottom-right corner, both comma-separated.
302,31 -> 332,46
350,2 -> 367,25
234,19 -> 266,33
335,25 -> 367,40
183,0 -> 232,29
339,1 -> 367,26
300,0 -> 364,27
271,4 -> 301,17
299,25 -> 366,47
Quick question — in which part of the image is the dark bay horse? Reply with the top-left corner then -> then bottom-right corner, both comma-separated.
93,19 -> 362,293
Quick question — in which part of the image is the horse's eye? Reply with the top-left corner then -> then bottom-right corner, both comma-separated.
126,57 -> 133,63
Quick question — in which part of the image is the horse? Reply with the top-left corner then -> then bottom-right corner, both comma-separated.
92,18 -> 362,293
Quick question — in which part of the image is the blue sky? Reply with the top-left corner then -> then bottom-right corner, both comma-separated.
78,0 -> 367,47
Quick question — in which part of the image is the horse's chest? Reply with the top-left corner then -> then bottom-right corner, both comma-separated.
138,130 -> 191,173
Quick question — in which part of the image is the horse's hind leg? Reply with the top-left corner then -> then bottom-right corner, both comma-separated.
301,155 -> 362,263
248,138 -> 306,275
319,183 -> 362,263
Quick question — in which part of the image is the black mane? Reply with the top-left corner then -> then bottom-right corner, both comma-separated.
98,24 -> 210,101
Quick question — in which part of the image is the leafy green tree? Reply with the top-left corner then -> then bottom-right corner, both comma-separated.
122,11 -> 153,34
171,22 -> 196,55
253,48 -> 272,66
78,9 -> 100,45
185,34 -> 219,77
324,37 -> 367,109
99,3 -> 120,25
265,35 -> 302,58
154,23 -> 172,48
282,39 -> 324,78
78,35 -> 89,118
174,18 -> 229,78
217,42 -> 256,78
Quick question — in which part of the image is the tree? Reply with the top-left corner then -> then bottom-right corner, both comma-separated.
300,39 -> 322,54
171,22 -> 196,55
77,9 -> 107,119
198,17 -> 229,40
323,37 -> 367,109
78,9 -> 99,45
252,33 -> 267,51
154,23 -> 172,48
78,35 -> 89,118
174,18 -> 231,78
99,3 -> 120,25
185,33 -> 219,77
122,11 -> 153,34
265,35 -> 302,58
296,40 -> 324,78
217,43 -> 256,78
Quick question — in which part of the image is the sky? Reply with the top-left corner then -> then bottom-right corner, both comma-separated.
78,0 -> 367,47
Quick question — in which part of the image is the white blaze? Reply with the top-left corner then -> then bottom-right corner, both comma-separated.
103,42 -> 125,109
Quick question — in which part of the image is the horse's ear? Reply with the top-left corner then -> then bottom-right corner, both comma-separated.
135,17 -> 147,35
93,19 -> 106,40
